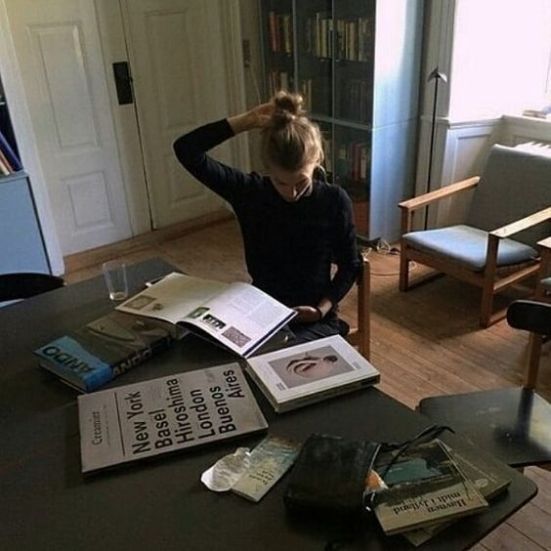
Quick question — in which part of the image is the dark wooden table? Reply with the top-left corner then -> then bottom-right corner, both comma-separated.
0,258 -> 537,551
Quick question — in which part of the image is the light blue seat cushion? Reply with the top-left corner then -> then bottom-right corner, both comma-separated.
403,225 -> 538,271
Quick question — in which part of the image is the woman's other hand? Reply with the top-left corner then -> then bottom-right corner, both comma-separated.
292,306 -> 322,324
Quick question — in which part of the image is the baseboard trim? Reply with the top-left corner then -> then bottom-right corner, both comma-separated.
64,210 -> 234,273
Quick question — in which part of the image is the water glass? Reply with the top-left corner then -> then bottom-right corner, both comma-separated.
102,260 -> 128,302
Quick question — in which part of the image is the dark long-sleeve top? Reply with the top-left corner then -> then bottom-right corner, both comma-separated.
173,119 -> 360,310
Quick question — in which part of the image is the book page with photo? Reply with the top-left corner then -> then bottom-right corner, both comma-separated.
117,272 -> 296,357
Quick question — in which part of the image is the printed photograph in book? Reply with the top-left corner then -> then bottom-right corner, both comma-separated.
117,272 -> 296,358
269,345 -> 355,387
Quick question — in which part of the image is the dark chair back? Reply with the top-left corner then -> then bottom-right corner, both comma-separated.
0,273 -> 65,302
507,300 -> 551,336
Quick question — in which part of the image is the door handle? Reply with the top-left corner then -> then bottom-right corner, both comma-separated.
112,62 -> 134,105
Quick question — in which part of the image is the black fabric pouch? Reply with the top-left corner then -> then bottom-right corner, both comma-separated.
284,433 -> 380,518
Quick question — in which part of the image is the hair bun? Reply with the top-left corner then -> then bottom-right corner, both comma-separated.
272,91 -> 305,127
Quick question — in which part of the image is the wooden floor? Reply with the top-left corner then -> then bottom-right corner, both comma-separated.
65,217 -> 551,551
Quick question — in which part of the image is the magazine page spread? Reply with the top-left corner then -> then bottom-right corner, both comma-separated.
246,335 -> 380,408
117,272 -> 226,324
185,281 -> 296,356
117,272 -> 296,358
78,363 -> 268,473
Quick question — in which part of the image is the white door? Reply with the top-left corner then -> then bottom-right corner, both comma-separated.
4,0 -> 247,254
4,0 -> 134,254
119,0 -> 238,228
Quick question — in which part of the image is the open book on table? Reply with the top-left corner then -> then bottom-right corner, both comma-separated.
116,272 -> 296,358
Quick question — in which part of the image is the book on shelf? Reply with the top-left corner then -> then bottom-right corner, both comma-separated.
116,272 -> 296,359
34,311 -> 175,392
267,10 -> 292,54
403,440 -> 512,546
0,128 -> 22,172
244,335 -> 380,413
0,142 -> 14,173
0,152 -> 9,175
373,439 -> 488,536
78,363 -> 268,473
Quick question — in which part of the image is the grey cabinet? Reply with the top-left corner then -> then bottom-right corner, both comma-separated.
0,172 -> 50,273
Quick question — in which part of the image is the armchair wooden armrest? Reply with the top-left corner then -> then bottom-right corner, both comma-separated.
486,206 -> 551,269
398,177 -> 480,212
537,236 -> 551,250
490,206 -> 551,239
484,207 -> 551,300
536,236 -> 551,297
399,177 -> 480,234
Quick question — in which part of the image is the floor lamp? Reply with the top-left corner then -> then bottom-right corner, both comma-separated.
424,67 -> 448,230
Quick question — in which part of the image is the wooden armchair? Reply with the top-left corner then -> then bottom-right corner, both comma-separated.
345,253 -> 370,359
399,145 -> 551,327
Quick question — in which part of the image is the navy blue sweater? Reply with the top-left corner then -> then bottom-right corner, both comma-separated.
173,119 -> 360,310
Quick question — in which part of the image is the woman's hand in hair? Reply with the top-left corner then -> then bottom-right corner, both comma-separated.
228,102 -> 273,134
249,102 -> 274,127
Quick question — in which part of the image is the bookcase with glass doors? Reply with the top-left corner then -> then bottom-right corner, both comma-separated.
259,0 -> 423,243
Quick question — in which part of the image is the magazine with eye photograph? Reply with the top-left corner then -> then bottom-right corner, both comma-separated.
116,272 -> 296,359
244,335 -> 380,412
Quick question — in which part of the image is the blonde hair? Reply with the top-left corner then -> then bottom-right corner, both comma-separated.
261,91 -> 324,171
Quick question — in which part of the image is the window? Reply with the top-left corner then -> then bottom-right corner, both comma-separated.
449,0 -> 551,120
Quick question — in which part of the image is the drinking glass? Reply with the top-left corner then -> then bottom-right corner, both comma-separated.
102,260 -> 128,302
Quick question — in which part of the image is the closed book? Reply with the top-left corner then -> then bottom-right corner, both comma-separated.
34,311 -> 174,392
0,146 -> 13,173
0,128 -> 22,171
374,439 -> 488,535
245,335 -> 379,413
0,154 -> 9,175
78,363 -> 268,473
403,441 -> 512,546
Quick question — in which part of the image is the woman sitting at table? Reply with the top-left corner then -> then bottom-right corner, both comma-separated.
173,91 -> 360,343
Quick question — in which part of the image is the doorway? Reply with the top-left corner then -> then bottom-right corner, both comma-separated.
3,0 -> 247,255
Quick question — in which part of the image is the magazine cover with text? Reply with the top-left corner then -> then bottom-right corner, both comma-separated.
78,363 -> 268,473
245,335 -> 380,412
